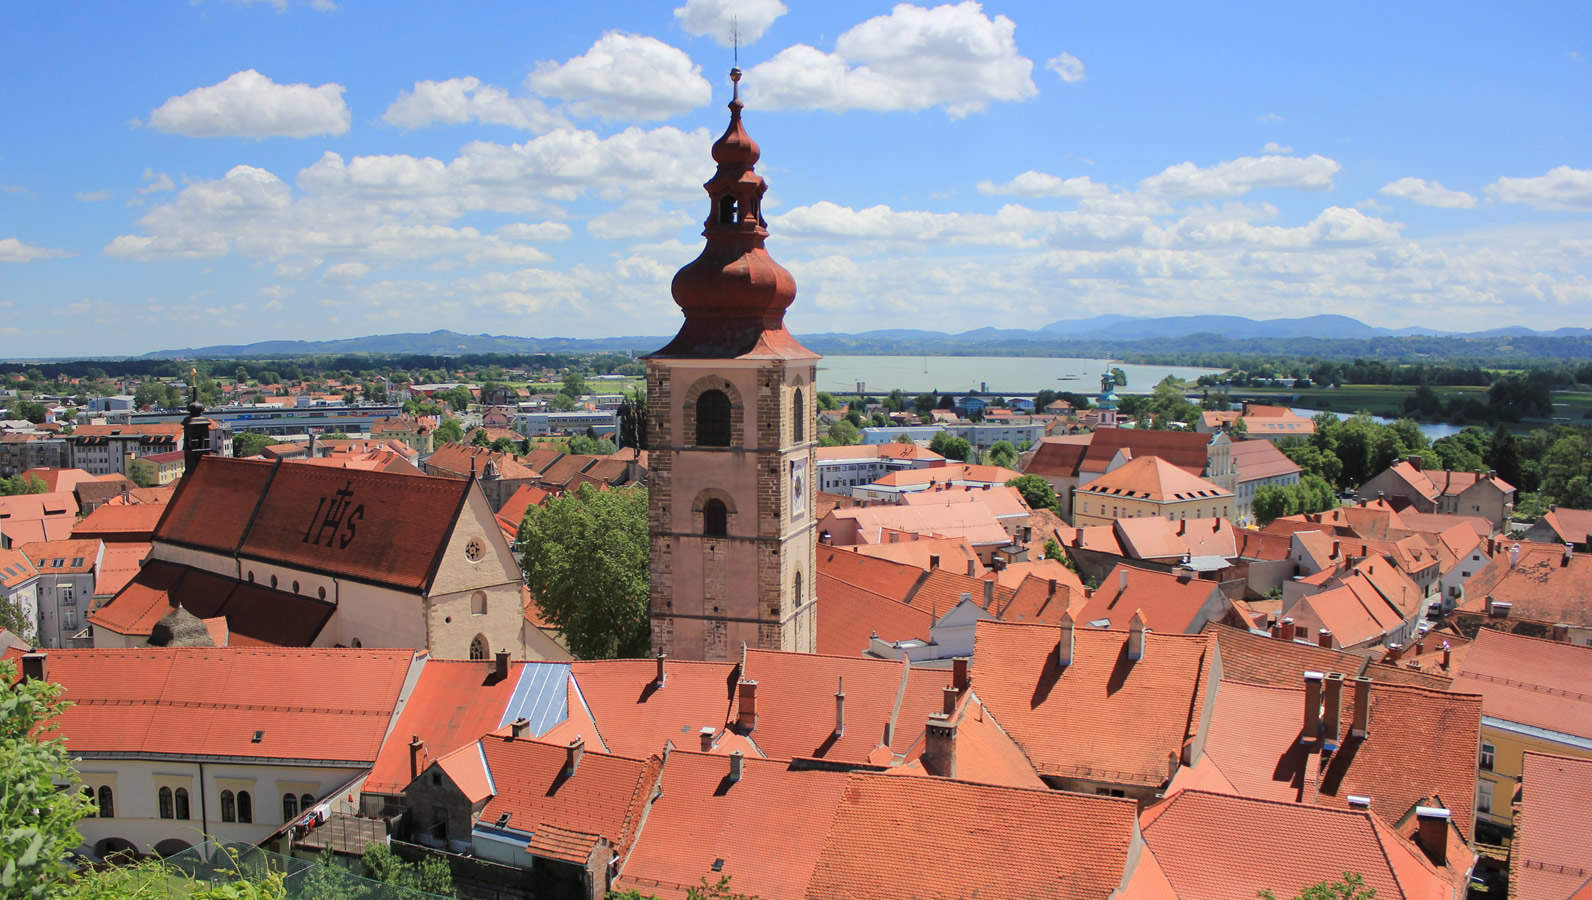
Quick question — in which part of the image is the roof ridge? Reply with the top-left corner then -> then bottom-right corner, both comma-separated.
495,733 -> 655,765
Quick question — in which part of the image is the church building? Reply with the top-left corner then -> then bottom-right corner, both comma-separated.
645,68 -> 819,660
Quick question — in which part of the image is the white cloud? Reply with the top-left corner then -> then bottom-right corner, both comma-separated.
1487,166 -> 1592,211
674,0 -> 788,46
1261,141 -> 1292,154
139,170 -> 176,193
0,238 -> 73,262
383,77 -> 567,132
322,261 -> 370,281
587,204 -> 695,240
148,69 -> 350,138
528,33 -> 712,121
497,222 -> 573,242
1139,153 -> 1341,198
1379,177 -> 1478,209
76,190 -> 112,203
977,171 -> 1109,200
1046,52 -> 1085,83
745,1 -> 1036,118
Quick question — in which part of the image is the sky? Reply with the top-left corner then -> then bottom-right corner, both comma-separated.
1,0 -> 1589,358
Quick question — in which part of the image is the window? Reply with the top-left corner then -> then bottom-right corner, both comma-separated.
70,557 -> 84,568
703,499 -> 728,537
97,786 -> 115,818
221,790 -> 236,823
792,389 -> 805,443
237,790 -> 253,824
282,794 -> 298,823
300,793 -> 314,812
159,786 -> 174,819
718,195 -> 737,225
60,585 -> 75,606
1478,780 -> 1493,814
695,390 -> 731,447
82,786 -> 96,817
794,570 -> 804,607
471,591 -> 488,615
63,609 -> 77,630
1480,743 -> 1495,771
175,788 -> 190,820
469,635 -> 489,661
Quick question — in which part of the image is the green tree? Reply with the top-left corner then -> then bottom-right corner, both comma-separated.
133,382 -> 168,410
1007,475 -> 1058,512
232,432 -> 274,458
912,392 -> 939,417
0,474 -> 47,496
987,440 -> 1019,470
490,437 -> 518,454
568,434 -> 617,455
816,392 -> 837,411
1487,425 -> 1523,489
1,658 -> 95,899
520,484 -> 650,659
1258,871 -> 1375,900
1253,484 -> 1293,525
559,370 -> 589,399
825,420 -> 862,446
434,417 -> 464,444
1231,417 -> 1249,439
1110,367 -> 1127,387
548,393 -> 578,412
439,386 -> 473,412
618,387 -> 648,451
470,428 -> 491,447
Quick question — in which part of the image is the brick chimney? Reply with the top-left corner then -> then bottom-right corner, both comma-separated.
1350,675 -> 1372,738
942,684 -> 960,715
1415,807 -> 1450,867
1406,455 -> 1423,472
967,559 -> 977,577
408,735 -> 424,781
1058,612 -> 1075,667
952,657 -> 969,692
1301,672 -> 1323,744
1565,543 -> 1575,568
20,652 -> 45,682
1119,568 -> 1130,592
983,580 -> 994,609
1178,519 -> 1186,536
655,652 -> 667,688
1317,629 -> 1333,649
923,713 -> 957,778
564,736 -> 584,777
1127,610 -> 1147,662
834,677 -> 845,737
1440,641 -> 1451,670
494,650 -> 510,682
1322,673 -> 1344,748
736,679 -> 758,732
1280,618 -> 1296,642
728,750 -> 744,783
1386,642 -> 1404,663
510,717 -> 529,738
699,726 -> 715,752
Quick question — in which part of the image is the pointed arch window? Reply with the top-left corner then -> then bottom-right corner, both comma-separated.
703,499 -> 728,537
792,388 -> 805,443
469,635 -> 489,660
696,390 -> 732,447
795,570 -> 804,607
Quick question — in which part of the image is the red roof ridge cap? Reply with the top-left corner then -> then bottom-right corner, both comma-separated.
743,646 -> 918,666
496,732 -> 655,765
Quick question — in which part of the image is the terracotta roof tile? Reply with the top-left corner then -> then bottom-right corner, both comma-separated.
93,542 -> 150,598
1512,752 -> 1592,900
1452,628 -> 1592,741
906,567 -> 1013,619
89,560 -> 335,645
1230,438 -> 1304,483
805,772 -> 1139,900
1078,454 -> 1232,504
1077,565 -> 1226,634
821,501 -> 1012,549
845,537 -> 983,576
1458,541 -> 1592,627
154,456 -> 277,553
19,539 -> 101,575
996,574 -> 1087,625
569,658 -> 738,759
478,736 -> 659,864
1081,429 -> 1210,476
817,548 -> 926,601
1203,622 -> 1368,686
71,502 -> 166,541
815,572 -> 933,656
972,621 -> 1213,786
870,463 -> 1022,488
364,657 -> 529,796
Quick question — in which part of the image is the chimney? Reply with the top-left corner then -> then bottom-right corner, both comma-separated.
1565,543 -> 1575,567
564,736 -> 584,777
1347,795 -> 1371,810
1280,618 -> 1296,643
408,735 -> 424,781
929,554 -> 941,570
1058,612 -> 1075,667
1332,540 -> 1340,560
736,679 -> 758,731
1119,568 -> 1130,592
923,713 -> 957,778
1406,455 -> 1423,472
1509,543 -> 1522,568
1318,629 -> 1333,649
1490,598 -> 1512,618
952,657 -> 969,692
1386,643 -> 1404,663
1322,673 -> 1344,748
19,652 -> 45,682
1178,519 -> 1186,536
1440,641 -> 1451,669
728,750 -> 744,783
1552,623 -> 1570,642
967,559 -> 977,577
655,652 -> 667,688
1127,610 -> 1147,662
1302,672 -> 1323,743
1415,807 -> 1451,867
494,650 -> 510,682
834,678 -> 846,737
983,580 -> 994,609
1048,578 -> 1058,596
699,726 -> 715,752
1350,675 -> 1372,738
819,530 -> 832,545
942,685 -> 960,715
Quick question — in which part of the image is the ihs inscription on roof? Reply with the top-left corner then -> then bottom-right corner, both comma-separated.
302,481 -> 365,549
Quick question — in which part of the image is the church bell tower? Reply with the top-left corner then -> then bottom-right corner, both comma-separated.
644,68 -> 819,660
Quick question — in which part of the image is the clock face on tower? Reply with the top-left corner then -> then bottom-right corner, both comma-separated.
790,459 -> 805,520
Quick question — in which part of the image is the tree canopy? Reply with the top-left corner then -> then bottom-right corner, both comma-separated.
1007,475 -> 1059,514
1,659 -> 95,899
519,484 -> 651,659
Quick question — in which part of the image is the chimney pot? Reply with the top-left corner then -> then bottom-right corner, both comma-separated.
494,650 -> 510,682
1048,578 -> 1058,596
408,735 -> 424,781
699,726 -> 715,752
952,657 -> 969,691
19,652 -> 45,682
1280,618 -> 1296,643
967,559 -> 977,577
736,679 -> 758,732
728,750 -> 744,783
923,713 -> 957,778
565,736 -> 584,776
1347,795 -> 1371,809
1119,568 -> 1130,592
834,677 -> 846,737
1386,642 -> 1404,663
1302,672 -> 1324,744
1318,628 -> 1333,649
1178,519 -> 1186,536
1415,807 -> 1450,867
983,580 -> 994,608
1406,455 -> 1423,472
1351,675 -> 1372,738
1440,641 -> 1451,670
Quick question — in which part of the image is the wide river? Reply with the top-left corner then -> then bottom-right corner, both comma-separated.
816,355 -> 1221,396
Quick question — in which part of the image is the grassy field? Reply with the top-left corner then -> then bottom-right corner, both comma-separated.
1229,383 -> 1592,423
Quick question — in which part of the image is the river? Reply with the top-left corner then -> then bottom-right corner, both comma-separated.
816,355 -> 1221,396
1291,409 -> 1467,441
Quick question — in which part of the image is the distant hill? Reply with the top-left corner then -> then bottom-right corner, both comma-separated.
1039,313 -> 1591,340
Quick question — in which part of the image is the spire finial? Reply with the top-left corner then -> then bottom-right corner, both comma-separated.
730,17 -> 742,103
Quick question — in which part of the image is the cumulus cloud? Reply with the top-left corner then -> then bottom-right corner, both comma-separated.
322,261 -> 370,281
1046,52 -> 1085,83
1261,141 -> 1292,154
674,0 -> 788,45
977,171 -> 1109,200
587,204 -> 696,240
0,238 -> 73,262
1139,154 -> 1341,198
383,77 -> 567,132
745,1 -> 1036,118
528,33 -> 712,121
139,170 -> 176,193
148,69 -> 350,138
1487,166 -> 1592,211
497,222 -> 573,242
1379,177 -> 1478,209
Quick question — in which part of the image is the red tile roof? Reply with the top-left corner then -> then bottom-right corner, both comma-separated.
477,735 -> 659,865
1022,436 -> 1091,478
805,772 -> 1139,900
846,536 -> 983,576
1512,752 -> 1592,900
19,539 -> 101,575
1077,565 -> 1226,634
1196,677 -> 1482,838
1229,437 -> 1304,483
1458,541 -> 1592,627
972,620 -> 1215,786
1452,628 -> 1592,741
154,456 -> 277,552
0,548 -> 39,590
364,657 -> 528,796
35,647 -> 414,762
94,542 -> 150,598
17,467 -> 97,493
870,463 -> 1022,488
71,502 -> 166,541
817,548 -> 926,601
815,572 -> 933,656
1077,454 -> 1232,504
89,560 -> 335,645
569,658 -> 738,759
1081,429 -> 1211,476
614,751 -> 852,900
1203,623 -> 1367,686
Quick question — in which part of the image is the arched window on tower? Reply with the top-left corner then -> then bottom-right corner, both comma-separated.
794,570 -> 804,607
719,195 -> 738,225
696,390 -> 731,447
470,635 -> 489,660
703,499 -> 728,537
792,388 -> 805,443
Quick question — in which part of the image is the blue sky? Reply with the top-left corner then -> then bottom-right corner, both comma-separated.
1,0 -> 1589,357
